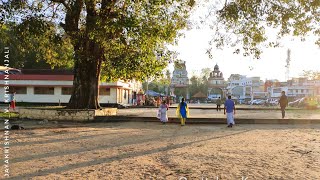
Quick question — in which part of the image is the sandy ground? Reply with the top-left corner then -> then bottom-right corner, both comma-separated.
1,122 -> 319,179
117,108 -> 320,119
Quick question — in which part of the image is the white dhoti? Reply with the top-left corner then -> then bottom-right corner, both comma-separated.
160,113 -> 168,122
226,112 -> 235,125
158,108 -> 168,122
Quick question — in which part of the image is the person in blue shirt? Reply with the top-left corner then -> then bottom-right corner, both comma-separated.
176,98 -> 189,126
224,95 -> 236,127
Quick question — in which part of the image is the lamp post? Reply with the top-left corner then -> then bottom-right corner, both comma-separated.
251,84 -> 254,102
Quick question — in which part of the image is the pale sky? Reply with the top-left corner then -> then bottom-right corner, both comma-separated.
167,1 -> 320,82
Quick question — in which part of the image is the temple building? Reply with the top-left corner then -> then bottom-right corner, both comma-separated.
170,60 -> 189,100
208,64 -> 227,98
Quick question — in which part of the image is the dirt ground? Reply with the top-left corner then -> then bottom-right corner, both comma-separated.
117,108 -> 320,119
2,122 -> 320,179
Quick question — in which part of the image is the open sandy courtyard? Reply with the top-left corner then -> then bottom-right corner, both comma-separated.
3,122 -> 320,179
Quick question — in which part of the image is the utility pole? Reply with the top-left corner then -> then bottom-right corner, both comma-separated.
285,49 -> 291,81
251,85 -> 254,102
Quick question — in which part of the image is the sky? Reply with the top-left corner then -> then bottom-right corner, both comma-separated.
167,1 -> 320,82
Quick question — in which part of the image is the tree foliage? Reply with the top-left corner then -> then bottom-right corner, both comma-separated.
189,75 -> 208,98
0,22 -> 74,69
213,0 -> 320,59
1,0 -> 195,108
142,69 -> 171,95
302,70 -> 320,80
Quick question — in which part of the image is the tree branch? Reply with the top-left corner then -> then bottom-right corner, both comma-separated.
51,0 -> 71,11
101,0 -> 116,17
61,0 -> 83,38
85,0 -> 96,16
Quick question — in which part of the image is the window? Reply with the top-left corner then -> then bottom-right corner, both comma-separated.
34,87 -> 54,95
301,89 -> 304,93
124,90 -> 127,99
9,86 -> 27,94
117,88 -> 122,103
62,87 -> 73,95
296,90 -> 298,93
273,88 -> 282,93
100,88 -> 111,96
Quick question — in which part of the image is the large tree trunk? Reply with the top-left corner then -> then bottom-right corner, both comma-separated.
62,0 -> 111,109
67,38 -> 102,109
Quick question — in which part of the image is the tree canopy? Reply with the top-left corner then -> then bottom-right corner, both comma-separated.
212,0 -> 320,59
1,0 -> 196,108
302,70 -> 320,80
1,0 -> 195,80
0,22 -> 74,69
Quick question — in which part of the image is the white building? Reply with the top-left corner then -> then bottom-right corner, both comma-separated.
171,60 -> 189,87
0,74 -> 142,105
268,77 -> 320,98
170,60 -> 189,99
227,74 -> 266,100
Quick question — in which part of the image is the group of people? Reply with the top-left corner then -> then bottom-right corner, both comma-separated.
157,95 -> 236,127
157,91 -> 289,127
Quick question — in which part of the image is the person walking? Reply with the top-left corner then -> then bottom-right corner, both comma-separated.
279,91 -> 288,119
224,95 -> 236,127
9,92 -> 16,111
176,98 -> 189,126
216,97 -> 222,111
158,101 -> 169,124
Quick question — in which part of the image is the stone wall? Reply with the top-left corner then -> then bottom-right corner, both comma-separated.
19,108 -> 117,121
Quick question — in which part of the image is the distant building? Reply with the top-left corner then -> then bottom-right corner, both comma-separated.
208,64 -> 226,98
267,77 -> 320,99
171,60 -> 189,87
287,77 -> 319,98
170,60 -> 189,99
264,79 -> 281,92
227,74 -> 266,100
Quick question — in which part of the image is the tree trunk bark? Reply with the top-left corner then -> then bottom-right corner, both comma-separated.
67,38 -> 102,109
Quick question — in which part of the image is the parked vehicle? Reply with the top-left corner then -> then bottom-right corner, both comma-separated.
238,99 -> 245,104
289,97 -> 318,109
268,99 -> 278,106
289,99 -> 301,107
298,97 -> 318,109
250,99 -> 265,105
0,66 -> 21,74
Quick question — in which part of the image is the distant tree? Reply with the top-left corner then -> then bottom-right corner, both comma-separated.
143,69 -> 171,95
302,70 -> 320,80
200,75 -> 209,95
200,68 -> 211,79
188,74 -> 208,98
189,75 -> 200,97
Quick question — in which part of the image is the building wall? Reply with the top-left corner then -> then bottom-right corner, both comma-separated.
99,88 -> 118,104
209,79 -> 225,85
0,77 -> 141,104
269,87 -> 288,98
267,78 -> 320,98
0,86 -> 126,104
227,75 -> 265,99
171,61 -> 189,87
287,86 -> 314,98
